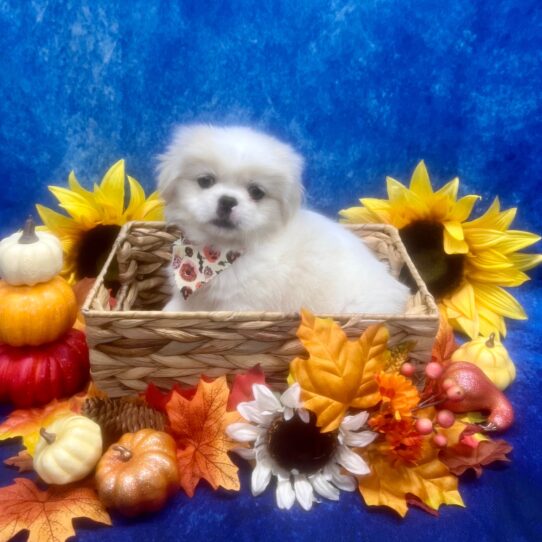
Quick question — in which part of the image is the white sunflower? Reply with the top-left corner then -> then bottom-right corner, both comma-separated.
227,383 -> 377,511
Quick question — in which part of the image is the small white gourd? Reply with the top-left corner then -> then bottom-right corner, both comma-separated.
33,415 -> 103,485
0,218 -> 63,286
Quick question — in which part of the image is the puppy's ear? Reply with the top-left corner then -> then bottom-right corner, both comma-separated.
156,124 -> 208,200
279,145 -> 304,223
156,146 -> 180,202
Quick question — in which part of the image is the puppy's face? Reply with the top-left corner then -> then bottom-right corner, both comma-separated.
157,125 -> 303,247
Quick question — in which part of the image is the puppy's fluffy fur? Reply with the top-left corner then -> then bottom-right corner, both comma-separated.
158,125 -> 409,313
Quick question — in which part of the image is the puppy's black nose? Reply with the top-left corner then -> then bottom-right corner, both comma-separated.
217,195 -> 238,217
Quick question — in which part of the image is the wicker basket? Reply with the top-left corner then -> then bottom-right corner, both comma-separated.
82,221 -> 439,397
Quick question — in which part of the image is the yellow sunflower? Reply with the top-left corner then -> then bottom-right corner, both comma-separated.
340,161 -> 542,338
36,159 -> 164,285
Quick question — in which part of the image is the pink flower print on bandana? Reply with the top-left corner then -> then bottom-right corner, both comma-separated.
171,238 -> 243,299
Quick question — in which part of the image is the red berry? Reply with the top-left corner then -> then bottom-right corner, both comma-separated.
433,434 -> 448,448
442,378 -> 455,390
425,362 -> 444,380
415,418 -> 434,435
446,385 -> 465,401
400,362 -> 415,377
436,409 -> 455,428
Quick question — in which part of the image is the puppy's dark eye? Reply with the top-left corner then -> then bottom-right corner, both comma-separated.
197,175 -> 216,189
248,184 -> 265,201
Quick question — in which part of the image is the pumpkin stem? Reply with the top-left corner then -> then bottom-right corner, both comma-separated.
19,217 -> 39,245
112,445 -> 133,462
485,333 -> 496,348
40,428 -> 56,445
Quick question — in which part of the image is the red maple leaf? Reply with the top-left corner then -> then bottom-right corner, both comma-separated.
440,439 -> 513,477
227,365 -> 266,411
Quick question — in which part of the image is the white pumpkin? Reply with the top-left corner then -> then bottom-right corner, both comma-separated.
0,218 -> 63,286
33,414 -> 103,485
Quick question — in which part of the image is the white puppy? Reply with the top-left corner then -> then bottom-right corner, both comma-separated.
157,125 -> 410,314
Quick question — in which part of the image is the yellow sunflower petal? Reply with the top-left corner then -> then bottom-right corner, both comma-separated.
96,159 -> 126,219
445,281 -> 478,321
442,305 -> 480,339
473,283 -> 527,320
409,161 -> 434,197
140,198 -> 165,221
428,194 -> 451,221
434,177 -> 459,201
385,177 -> 412,202
358,198 -> 394,223
443,221 -> 465,241
493,230 -> 541,254
339,206 -> 380,224
467,267 -> 529,287
386,177 -> 427,220
449,195 -> 480,222
508,253 -> 542,271
467,249 -> 514,271
464,198 -> 516,231
443,230 -> 469,254
47,186 -> 102,227
36,204 -> 84,237
477,305 -> 507,337
360,198 -> 392,215
68,171 -> 94,200
463,228 -> 504,250
123,175 -> 146,221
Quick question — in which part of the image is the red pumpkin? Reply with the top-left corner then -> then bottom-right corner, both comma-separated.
0,329 -> 90,408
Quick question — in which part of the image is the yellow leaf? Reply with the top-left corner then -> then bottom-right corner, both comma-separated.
359,444 -> 464,517
290,310 -> 388,432
0,385 -> 103,455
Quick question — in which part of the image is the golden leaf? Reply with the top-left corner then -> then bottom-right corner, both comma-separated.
359,443 -> 464,517
166,376 -> 241,497
290,309 -> 389,432
0,478 -> 111,542
0,384 -> 105,455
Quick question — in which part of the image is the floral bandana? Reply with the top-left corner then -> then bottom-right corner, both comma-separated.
171,238 -> 243,300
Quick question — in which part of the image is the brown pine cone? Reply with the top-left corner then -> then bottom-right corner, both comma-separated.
81,397 -> 167,446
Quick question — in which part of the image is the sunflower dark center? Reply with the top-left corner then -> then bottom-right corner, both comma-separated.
398,221 -> 465,299
75,225 -> 121,291
266,413 -> 338,474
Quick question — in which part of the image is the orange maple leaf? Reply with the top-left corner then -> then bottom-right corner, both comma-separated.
166,376 -> 242,497
432,311 -> 458,364
4,450 -> 33,473
0,383 -> 105,455
290,309 -> 389,432
0,478 -> 111,542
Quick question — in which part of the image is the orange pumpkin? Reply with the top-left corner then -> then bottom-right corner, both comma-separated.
0,276 -> 77,346
95,429 -> 179,516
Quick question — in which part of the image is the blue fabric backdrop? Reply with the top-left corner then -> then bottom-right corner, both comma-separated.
0,1 -> 541,541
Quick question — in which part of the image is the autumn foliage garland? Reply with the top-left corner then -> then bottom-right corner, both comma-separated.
0,311 -> 515,540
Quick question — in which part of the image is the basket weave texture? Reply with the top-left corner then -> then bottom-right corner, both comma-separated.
82,222 -> 439,397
